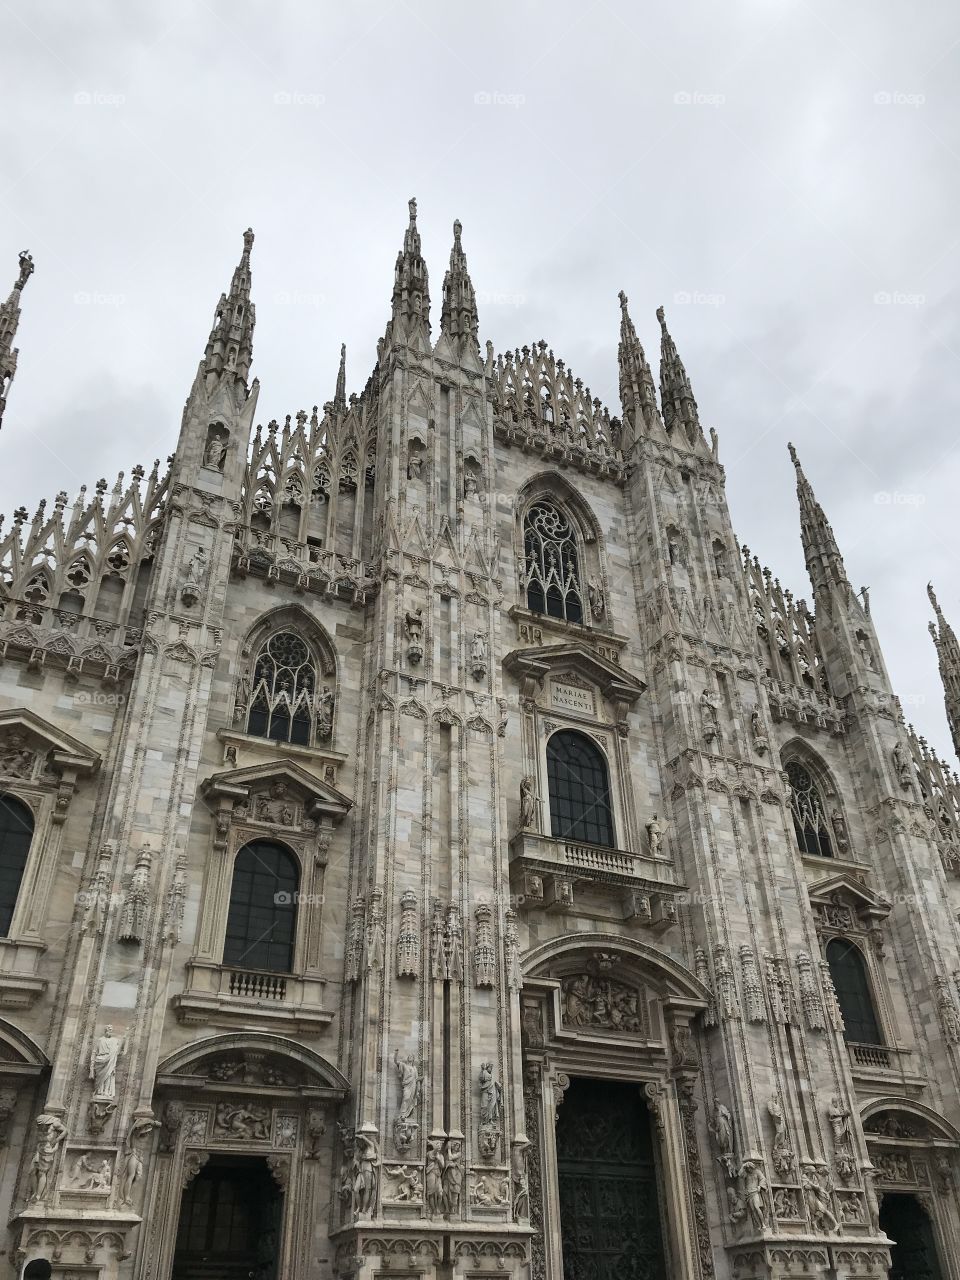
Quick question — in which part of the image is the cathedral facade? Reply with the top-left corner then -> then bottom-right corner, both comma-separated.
0,202 -> 959,1280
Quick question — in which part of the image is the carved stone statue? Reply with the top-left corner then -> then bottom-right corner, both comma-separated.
442,1137 -> 463,1214
700,690 -> 721,746
118,1115 -> 159,1206
393,1049 -> 420,1152
405,609 -> 424,663
750,709 -> 769,755
768,1095 -> 794,1175
519,776 -> 540,831
181,546 -> 208,605
739,1158 -> 769,1231
646,814 -> 663,856
478,1062 -> 502,1126
0,730 -> 35,778
203,428 -> 228,470
471,630 -> 487,679
27,1114 -> 68,1202
511,1137 -> 530,1218
353,1125 -> 379,1216
464,471 -> 480,498
316,685 -> 335,740
828,1096 -> 851,1149
802,1163 -> 839,1233
893,742 -> 912,790
588,575 -> 605,619
425,1135 -> 445,1216
407,450 -> 423,480
709,1101 -> 736,1178
90,1026 -> 126,1100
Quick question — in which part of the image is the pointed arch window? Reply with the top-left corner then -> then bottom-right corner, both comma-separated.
246,632 -> 317,746
224,840 -> 299,974
546,730 -> 614,847
523,501 -> 583,624
0,795 -> 33,936
786,760 -> 833,858
826,938 -> 882,1045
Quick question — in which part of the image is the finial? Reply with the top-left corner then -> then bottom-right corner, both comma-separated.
928,582 -> 942,614
453,218 -> 462,244
618,289 -> 629,310
16,251 -> 34,291
242,228 -> 254,256
408,196 -> 417,225
656,305 -> 667,331
787,441 -> 799,467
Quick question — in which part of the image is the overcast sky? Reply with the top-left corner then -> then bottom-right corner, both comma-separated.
2,0 -> 959,756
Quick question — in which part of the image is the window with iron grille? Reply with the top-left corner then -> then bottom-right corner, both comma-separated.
224,841 -> 299,974
826,937 -> 883,1045
0,795 -> 32,936
546,730 -> 614,848
523,501 -> 584,624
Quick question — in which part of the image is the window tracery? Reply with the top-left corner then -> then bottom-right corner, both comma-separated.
245,632 -> 322,746
786,760 -> 834,858
523,501 -> 583,624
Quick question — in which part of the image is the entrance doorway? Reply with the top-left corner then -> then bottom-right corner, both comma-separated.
172,1154 -> 283,1280
880,1192 -> 945,1280
556,1077 -> 667,1280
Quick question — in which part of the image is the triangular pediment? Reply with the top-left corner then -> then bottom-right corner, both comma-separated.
0,707 -> 101,773
201,759 -> 352,821
504,642 -> 645,704
807,871 -> 891,920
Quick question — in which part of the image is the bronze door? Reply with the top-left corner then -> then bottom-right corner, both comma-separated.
556,1077 -> 667,1280
881,1192 -> 945,1280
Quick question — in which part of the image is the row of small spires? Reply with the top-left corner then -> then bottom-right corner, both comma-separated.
0,459 -> 166,536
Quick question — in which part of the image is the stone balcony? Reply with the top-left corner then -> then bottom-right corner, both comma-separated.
847,1041 -> 925,1092
509,830 -> 685,920
173,959 -> 335,1036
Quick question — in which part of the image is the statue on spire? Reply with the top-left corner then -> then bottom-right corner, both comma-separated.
0,248 -> 36,433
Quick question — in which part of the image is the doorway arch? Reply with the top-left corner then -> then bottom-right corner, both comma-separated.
880,1192 -> 945,1280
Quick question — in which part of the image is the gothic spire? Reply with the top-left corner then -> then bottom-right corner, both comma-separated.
440,218 -> 479,353
928,583 -> 960,761
389,197 -> 430,342
788,442 -> 850,596
334,342 -> 347,411
656,305 -> 701,444
202,228 -> 255,390
0,249 -> 35,433
617,291 -> 662,441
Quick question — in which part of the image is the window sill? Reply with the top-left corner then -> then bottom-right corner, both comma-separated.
0,937 -> 47,1009
173,960 -> 335,1036
508,605 -> 629,655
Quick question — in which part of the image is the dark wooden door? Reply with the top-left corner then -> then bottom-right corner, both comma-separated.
556,1078 -> 667,1280
172,1155 -> 281,1280
881,1192 -> 945,1280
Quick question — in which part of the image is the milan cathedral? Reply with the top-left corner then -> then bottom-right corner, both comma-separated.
0,201 -> 958,1279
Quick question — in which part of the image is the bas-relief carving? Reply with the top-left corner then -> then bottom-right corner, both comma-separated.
213,1099 -> 270,1140
560,969 -> 642,1033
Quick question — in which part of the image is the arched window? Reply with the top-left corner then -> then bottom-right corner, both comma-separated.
246,632 -> 318,746
223,841 -> 299,974
786,760 -> 833,858
0,795 -> 33,936
523,501 -> 583,624
826,938 -> 882,1045
546,730 -> 614,848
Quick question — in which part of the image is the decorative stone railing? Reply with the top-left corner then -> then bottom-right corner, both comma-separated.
174,959 -> 333,1035
764,678 -> 846,735
233,529 -> 379,606
509,829 -> 684,919
847,1042 -> 920,1086
228,969 -> 288,1001
0,602 -> 141,682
